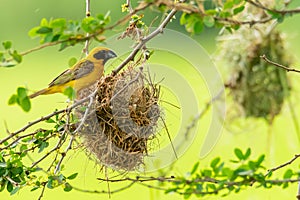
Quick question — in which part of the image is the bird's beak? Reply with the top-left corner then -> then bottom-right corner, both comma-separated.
107,50 -> 117,60
93,49 -> 117,64
103,50 -> 117,65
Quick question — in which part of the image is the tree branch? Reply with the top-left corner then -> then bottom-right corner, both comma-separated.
0,92 -> 94,145
267,154 -> 300,175
260,54 -> 300,73
246,0 -> 300,15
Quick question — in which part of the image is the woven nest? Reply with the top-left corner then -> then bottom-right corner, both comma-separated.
217,28 -> 291,123
76,68 -> 161,171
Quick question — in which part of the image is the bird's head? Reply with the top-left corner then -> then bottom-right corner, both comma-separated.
88,47 -> 117,65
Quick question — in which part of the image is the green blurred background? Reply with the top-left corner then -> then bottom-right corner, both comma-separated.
1,0 -> 300,199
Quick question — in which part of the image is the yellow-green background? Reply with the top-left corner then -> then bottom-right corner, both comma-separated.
1,0 -> 300,199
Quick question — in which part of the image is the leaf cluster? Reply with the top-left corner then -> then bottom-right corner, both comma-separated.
28,13 -> 110,51
0,41 -> 22,68
165,148 -> 300,198
0,111 -> 79,196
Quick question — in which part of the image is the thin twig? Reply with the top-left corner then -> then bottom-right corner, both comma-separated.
97,176 -> 175,183
246,0 -> 300,15
297,182 -> 300,200
160,116 -> 178,159
38,183 -> 46,200
54,107 -> 75,174
5,176 -> 21,186
31,131 -> 67,168
71,182 -> 136,194
112,8 -> 177,75
267,154 -> 300,175
54,135 -> 75,174
260,54 -> 300,73
72,89 -> 97,134
0,130 -> 41,151
184,88 -> 224,138
84,0 -> 91,55
126,0 -> 133,13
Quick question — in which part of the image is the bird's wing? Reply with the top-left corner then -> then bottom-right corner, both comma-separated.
48,60 -> 94,87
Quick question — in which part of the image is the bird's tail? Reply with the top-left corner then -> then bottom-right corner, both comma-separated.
29,88 -> 49,99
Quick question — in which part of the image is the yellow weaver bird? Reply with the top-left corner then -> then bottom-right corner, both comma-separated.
29,47 -> 117,99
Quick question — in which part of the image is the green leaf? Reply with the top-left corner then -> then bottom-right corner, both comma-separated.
180,13 -> 190,25
38,141 -> 49,153
277,16 -> 284,23
40,18 -> 48,26
63,183 -> 72,192
191,162 -> 199,175
7,181 -> 13,192
10,50 -> 22,63
183,188 -> 192,199
244,148 -> 251,160
193,20 -> 203,34
223,1 -> 234,10
202,169 -> 212,177
47,179 -> 53,189
165,188 -> 177,194
11,167 -> 23,175
0,182 -> 5,192
205,9 -> 217,15
19,144 -> 28,152
28,27 -> 40,38
30,186 -> 40,192
68,57 -> 77,67
222,167 -> 233,178
234,0 -> 243,4
233,5 -> 245,15
51,34 -> 61,42
46,118 -> 56,123
17,87 -> 27,99
267,10 -> 281,19
0,52 -> 4,60
234,148 -> 244,160
50,18 -> 66,28
220,11 -> 231,18
2,41 -> 12,50
43,33 -> 54,43
282,182 -> 289,189
20,97 -> 31,112
67,173 -> 78,180
203,16 -> 215,28
36,26 -> 53,34
63,86 -> 75,100
81,17 -> 98,32
283,169 -> 293,179
210,157 -> 220,169
59,42 -> 68,51
256,155 -> 265,166
8,94 -> 18,105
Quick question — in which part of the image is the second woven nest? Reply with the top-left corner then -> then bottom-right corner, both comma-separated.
217,27 -> 291,123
